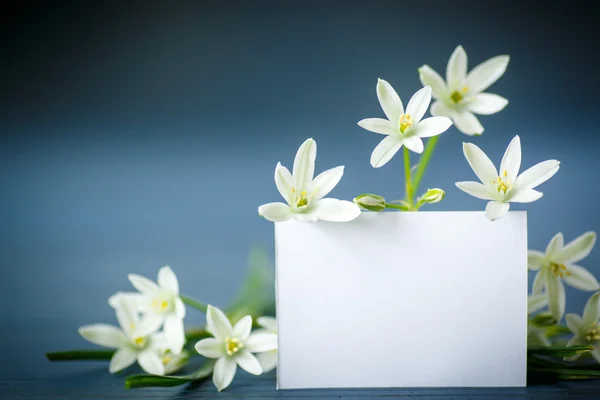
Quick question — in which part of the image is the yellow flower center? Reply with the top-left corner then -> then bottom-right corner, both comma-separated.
291,188 -> 308,207
152,298 -> 170,312
550,262 -> 571,278
134,336 -> 146,347
225,336 -> 244,356
492,170 -> 511,194
450,86 -> 469,103
398,113 -> 413,133
584,322 -> 600,342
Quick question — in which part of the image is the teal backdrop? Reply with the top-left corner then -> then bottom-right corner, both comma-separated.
1,0 -> 599,396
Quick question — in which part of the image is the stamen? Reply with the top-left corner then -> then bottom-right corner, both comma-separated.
225,337 -> 244,356
398,114 -> 413,133
550,263 -> 571,278
450,91 -> 464,103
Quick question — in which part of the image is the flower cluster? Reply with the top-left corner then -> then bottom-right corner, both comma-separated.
76,266 -> 277,391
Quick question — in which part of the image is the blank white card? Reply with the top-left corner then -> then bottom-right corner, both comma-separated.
275,212 -> 527,389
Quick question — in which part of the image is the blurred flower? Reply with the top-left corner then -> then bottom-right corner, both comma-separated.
254,316 -> 278,373
79,298 -> 168,375
455,135 -> 560,221
161,349 -> 189,375
418,188 -> 445,205
353,194 -> 386,211
358,81 -> 452,167
419,45 -> 509,135
258,138 -> 361,223
565,292 -> 600,362
194,305 -> 277,391
110,266 -> 186,354
527,294 -> 551,348
529,232 -> 599,321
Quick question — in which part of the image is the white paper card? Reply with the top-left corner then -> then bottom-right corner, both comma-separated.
275,212 -> 527,389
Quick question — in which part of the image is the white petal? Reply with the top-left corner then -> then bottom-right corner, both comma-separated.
565,313 -> 583,334
414,117 -> 452,138
454,112 -> 484,135
455,181 -> 495,200
206,305 -> 233,341
546,233 -> 564,256
163,316 -> 185,354
468,93 -> 508,115
235,350 -> 263,376
195,338 -> 224,359
232,316 -> 253,341
158,266 -> 179,294
405,86 -> 432,124
532,269 -> 546,294
245,332 -> 278,353
514,160 -> 560,191
507,189 -> 543,203
213,357 -> 237,392
462,142 -> 498,186
174,297 -> 186,319
430,101 -> 454,118
563,264 -> 600,291
554,232 -> 596,264
419,65 -> 448,100
485,201 -> 510,221
402,135 -> 424,154
465,55 -> 510,94
370,135 -> 403,168
79,324 -> 127,348
590,347 -> 600,364
128,274 -> 161,296
376,78 -> 403,123
583,292 -> 600,329
138,351 -> 165,376
257,316 -> 277,334
314,198 -> 361,222
527,295 -> 548,315
291,211 -> 318,222
114,298 -> 139,337
446,45 -> 467,90
274,162 -> 295,204
357,118 -> 397,135
499,135 -> 521,183
135,313 -> 163,338
547,275 -> 566,321
109,347 -> 137,373
108,292 -> 150,313
310,166 -> 344,201
258,202 -> 292,222
527,250 -> 546,271
256,350 -> 278,373
292,138 -> 316,191
564,336 -> 584,362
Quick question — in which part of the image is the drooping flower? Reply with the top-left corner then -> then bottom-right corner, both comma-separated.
358,80 -> 452,167
109,266 -> 186,354
258,138 -> 361,223
194,305 -> 277,391
254,316 -> 278,373
419,45 -> 509,135
529,231 -> 599,320
79,298 -> 169,375
456,135 -> 560,221
565,292 -> 600,362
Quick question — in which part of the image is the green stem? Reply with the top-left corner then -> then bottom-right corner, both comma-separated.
412,135 -> 440,195
180,295 -> 208,313
385,203 -> 409,210
46,350 -> 115,361
528,367 -> 600,377
403,147 -> 413,207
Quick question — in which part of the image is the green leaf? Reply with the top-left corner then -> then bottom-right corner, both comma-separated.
529,367 -> 600,378
125,360 -> 215,389
545,325 -> 572,338
530,312 -> 557,327
528,345 -> 594,357
46,350 -> 115,361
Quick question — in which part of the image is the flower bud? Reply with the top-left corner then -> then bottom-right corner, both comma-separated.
419,188 -> 445,204
353,193 -> 386,212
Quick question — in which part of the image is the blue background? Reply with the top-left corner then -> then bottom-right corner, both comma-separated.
1,0 -> 599,394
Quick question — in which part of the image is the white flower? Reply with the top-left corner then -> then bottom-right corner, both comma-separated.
358,80 -> 452,167
419,45 -> 509,135
79,297 -> 169,375
565,292 -> 600,362
258,138 -> 361,223
527,294 -> 550,348
456,135 -> 560,221
254,316 -> 277,373
194,305 -> 277,391
160,349 -> 189,375
529,232 -> 599,320
110,266 -> 186,354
